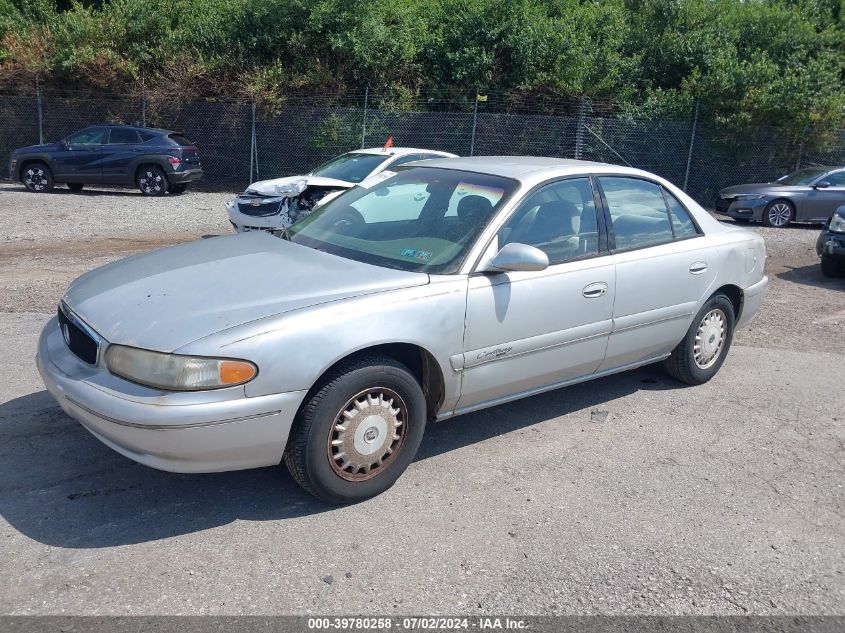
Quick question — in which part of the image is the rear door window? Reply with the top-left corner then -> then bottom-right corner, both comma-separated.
599,177 -> 675,250
108,128 -> 141,144
662,188 -> 700,239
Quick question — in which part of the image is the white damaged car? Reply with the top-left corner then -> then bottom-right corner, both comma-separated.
226,147 -> 457,234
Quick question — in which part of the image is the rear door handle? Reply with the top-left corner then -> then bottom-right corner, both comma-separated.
582,281 -> 608,298
689,262 -> 708,275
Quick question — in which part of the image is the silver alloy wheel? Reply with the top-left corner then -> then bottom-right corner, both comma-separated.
767,202 -> 792,227
139,170 -> 163,194
693,308 -> 726,369
24,167 -> 46,191
327,387 -> 407,481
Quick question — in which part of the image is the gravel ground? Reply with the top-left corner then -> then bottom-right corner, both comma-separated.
0,182 -> 843,616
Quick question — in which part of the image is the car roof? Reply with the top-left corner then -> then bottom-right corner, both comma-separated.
406,155 -> 651,182
350,147 -> 457,158
89,124 -> 176,135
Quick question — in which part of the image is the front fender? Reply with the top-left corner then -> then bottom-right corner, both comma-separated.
174,276 -> 468,411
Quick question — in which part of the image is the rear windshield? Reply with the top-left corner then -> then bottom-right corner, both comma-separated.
168,133 -> 194,146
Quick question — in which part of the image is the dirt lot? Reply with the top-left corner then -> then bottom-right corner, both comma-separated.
0,182 -> 843,615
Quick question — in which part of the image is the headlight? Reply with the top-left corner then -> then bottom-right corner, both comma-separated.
274,179 -> 307,195
733,194 -> 764,201
105,345 -> 257,391
829,212 -> 845,233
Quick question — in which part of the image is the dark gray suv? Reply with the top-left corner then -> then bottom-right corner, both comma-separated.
8,124 -> 203,195
716,167 -> 845,228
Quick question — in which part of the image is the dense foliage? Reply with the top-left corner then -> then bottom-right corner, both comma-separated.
1,0 -> 843,137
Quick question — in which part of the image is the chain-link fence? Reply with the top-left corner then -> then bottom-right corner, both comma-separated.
2,87 -> 844,206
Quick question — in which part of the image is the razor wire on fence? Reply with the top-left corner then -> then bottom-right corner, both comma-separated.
2,85 -> 844,206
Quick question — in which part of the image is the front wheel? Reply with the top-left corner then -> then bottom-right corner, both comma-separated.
762,200 -> 794,228
284,354 -> 427,504
821,255 -> 843,278
137,166 -> 168,196
664,294 -> 736,385
22,162 -> 54,193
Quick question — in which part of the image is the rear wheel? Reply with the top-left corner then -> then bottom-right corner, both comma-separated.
821,255 -> 843,278
137,166 -> 168,196
67,182 -> 84,192
762,200 -> 794,228
664,294 -> 736,385
168,183 -> 188,194
22,162 -> 54,193
284,354 -> 427,504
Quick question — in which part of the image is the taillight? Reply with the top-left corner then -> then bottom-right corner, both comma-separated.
167,156 -> 182,169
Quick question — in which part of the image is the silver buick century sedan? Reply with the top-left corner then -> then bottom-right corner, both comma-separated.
37,157 -> 768,503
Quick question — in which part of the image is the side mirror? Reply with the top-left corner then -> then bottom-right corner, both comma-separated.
480,242 -> 549,273
814,181 -> 831,189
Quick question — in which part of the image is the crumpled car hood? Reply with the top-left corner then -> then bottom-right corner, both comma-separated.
62,232 -> 429,352
245,175 -> 353,196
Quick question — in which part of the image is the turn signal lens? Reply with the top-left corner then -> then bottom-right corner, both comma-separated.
219,360 -> 256,385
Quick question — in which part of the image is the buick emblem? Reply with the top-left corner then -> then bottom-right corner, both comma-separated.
250,199 -> 262,207
62,323 -> 71,346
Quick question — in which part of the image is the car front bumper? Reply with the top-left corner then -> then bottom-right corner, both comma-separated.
225,200 -> 286,233
36,316 -> 305,473
816,229 -> 845,261
714,197 -> 769,221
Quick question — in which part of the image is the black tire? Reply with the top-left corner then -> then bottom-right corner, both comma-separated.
664,294 -> 736,385
762,200 -> 794,228
821,255 -> 843,278
136,165 -> 168,196
284,354 -> 427,504
67,182 -> 84,192
168,183 -> 188,194
21,162 -> 54,193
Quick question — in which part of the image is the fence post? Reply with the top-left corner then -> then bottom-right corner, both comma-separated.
794,126 -> 808,171
361,86 -> 368,148
249,100 -> 258,183
574,96 -> 587,160
140,75 -> 146,127
35,76 -> 43,145
469,93 -> 480,156
682,100 -> 700,192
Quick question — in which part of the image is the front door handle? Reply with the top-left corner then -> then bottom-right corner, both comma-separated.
582,281 -> 609,298
689,262 -> 708,275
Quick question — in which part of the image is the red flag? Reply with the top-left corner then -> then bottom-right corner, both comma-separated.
383,136 -> 394,151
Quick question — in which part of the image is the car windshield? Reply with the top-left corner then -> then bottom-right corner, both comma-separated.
775,168 -> 828,185
309,153 -> 391,183
287,167 -> 518,273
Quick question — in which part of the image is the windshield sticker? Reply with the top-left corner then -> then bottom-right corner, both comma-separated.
400,248 -> 432,262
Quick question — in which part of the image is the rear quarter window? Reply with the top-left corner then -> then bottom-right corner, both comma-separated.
168,134 -> 194,146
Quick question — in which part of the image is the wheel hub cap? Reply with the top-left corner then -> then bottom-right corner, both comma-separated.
769,204 -> 791,226
694,309 -> 726,369
328,388 -> 406,481
25,169 -> 45,190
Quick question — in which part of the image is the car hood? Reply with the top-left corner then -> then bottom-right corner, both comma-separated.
13,143 -> 60,154
245,175 -> 353,196
719,182 -> 799,196
62,232 -> 429,352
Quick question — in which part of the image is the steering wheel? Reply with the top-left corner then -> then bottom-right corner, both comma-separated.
331,208 -> 366,235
